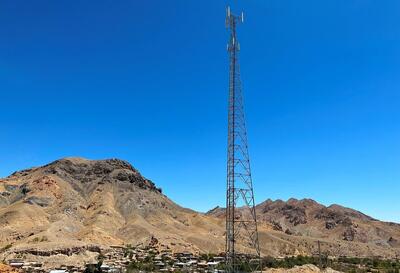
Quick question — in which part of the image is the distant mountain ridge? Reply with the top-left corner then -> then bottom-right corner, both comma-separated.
208,198 -> 400,248
0,157 -> 399,263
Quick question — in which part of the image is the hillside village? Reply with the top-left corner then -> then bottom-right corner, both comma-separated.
3,243 -> 226,273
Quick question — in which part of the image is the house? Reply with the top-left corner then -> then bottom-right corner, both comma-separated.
174,262 -> 187,268
213,257 -> 225,262
155,261 -> 166,268
49,270 -> 69,273
187,260 -> 198,266
198,262 -> 208,268
100,264 -> 111,271
207,261 -> 220,270
9,259 -> 24,268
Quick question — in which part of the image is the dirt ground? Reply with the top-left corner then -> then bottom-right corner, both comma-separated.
263,264 -> 342,273
0,264 -> 20,273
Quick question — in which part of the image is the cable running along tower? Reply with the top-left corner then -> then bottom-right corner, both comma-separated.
225,6 -> 262,273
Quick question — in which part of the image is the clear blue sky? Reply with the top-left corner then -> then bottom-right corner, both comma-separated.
1,1 -> 399,223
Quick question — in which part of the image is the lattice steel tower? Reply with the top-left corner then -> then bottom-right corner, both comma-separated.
225,6 -> 262,273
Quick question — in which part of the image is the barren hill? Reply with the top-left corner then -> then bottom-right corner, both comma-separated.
209,199 -> 400,258
0,158 -> 224,254
0,158 -> 399,262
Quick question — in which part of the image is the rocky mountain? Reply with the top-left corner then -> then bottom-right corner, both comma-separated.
209,198 -> 400,258
0,158 -> 225,254
0,158 -> 399,264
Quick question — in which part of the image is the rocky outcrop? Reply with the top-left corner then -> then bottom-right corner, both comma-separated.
315,208 -> 354,231
24,196 -> 52,207
39,158 -> 161,193
280,204 -> 307,226
272,221 -> 283,232
8,245 -> 101,257
343,227 -> 357,241
388,237 -> 400,247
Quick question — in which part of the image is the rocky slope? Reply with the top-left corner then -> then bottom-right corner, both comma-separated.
0,158 -> 399,261
208,199 -> 400,258
0,158 -> 224,255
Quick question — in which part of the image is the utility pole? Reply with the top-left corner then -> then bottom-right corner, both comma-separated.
225,6 -> 262,273
318,240 -> 322,269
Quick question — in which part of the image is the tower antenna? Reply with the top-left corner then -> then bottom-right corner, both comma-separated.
225,6 -> 262,273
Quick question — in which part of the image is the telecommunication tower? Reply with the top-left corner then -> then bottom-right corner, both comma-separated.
225,6 -> 262,273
